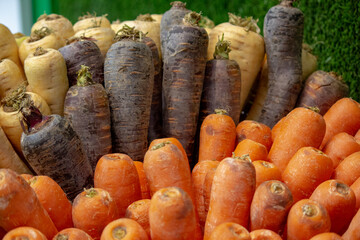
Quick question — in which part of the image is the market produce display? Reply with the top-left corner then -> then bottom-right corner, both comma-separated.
1,0 -> 360,239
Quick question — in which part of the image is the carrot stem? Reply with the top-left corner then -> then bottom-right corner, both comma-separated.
170,1 -> 187,8
228,13 -> 260,33
151,141 -> 171,150
213,34 -> 231,60
183,11 -> 202,27
302,204 -> 317,217
29,27 -> 52,43
114,25 -> 146,42
76,65 -> 95,87
20,104 -> 50,133
33,47 -> 48,56
85,188 -> 98,198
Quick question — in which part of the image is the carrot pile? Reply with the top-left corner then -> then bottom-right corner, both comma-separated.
0,0 -> 359,239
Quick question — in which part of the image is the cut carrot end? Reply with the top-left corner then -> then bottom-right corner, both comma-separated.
170,1 -> 187,8
85,188 -> 98,198
33,46 -> 48,56
28,176 -> 38,186
230,225 -> 247,237
55,234 -> 68,240
334,182 -> 350,195
214,109 -> 228,115
112,227 -> 127,239
271,182 -> 284,195
163,188 -> 179,198
260,161 -> 274,168
151,141 -> 171,150
302,204 -> 318,217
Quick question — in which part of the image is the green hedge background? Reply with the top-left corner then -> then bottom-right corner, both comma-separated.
36,0 -> 360,100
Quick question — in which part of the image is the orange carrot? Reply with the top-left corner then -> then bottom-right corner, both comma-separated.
253,161 -> 282,188
20,173 -> 33,181
72,188 -> 119,240
149,137 -> 190,165
233,139 -> 268,161
203,164 -> 218,218
149,187 -> 199,240
268,107 -> 326,172
323,132 -> 360,168
101,218 -> 148,240
236,120 -> 272,151
310,180 -> 356,234
143,142 -> 193,199
250,180 -> 293,234
0,169 -> 58,239
354,129 -> 360,143
342,208 -> 360,240
192,160 -> 219,229
209,222 -> 251,240
133,161 -> 151,199
282,147 -> 333,202
271,116 -> 286,142
28,175 -> 73,231
3,227 -> 47,240
320,98 -> 360,149
350,177 -> 360,211
310,232 -> 343,240
94,153 -> 142,216
204,157 -> 256,239
53,228 -> 93,240
198,109 -> 236,162
287,199 -> 331,240
333,151 -> 360,186
125,199 -> 151,239
249,229 -> 282,240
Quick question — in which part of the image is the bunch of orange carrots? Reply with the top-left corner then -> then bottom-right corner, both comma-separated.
1,97 -> 360,240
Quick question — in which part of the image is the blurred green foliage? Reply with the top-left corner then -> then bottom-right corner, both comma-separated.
42,0 -> 359,100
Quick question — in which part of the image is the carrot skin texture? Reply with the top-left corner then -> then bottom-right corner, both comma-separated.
333,151 -> 360,186
149,187 -> 198,240
160,2 -> 190,55
54,228 -> 94,240
59,40 -> 104,86
192,160 -> 219,229
282,147 -> 333,203
310,180 -> 356,234
72,188 -> 120,240
94,153 -> 142,217
342,208 -> 360,240
250,229 -> 282,240
296,71 -> 349,115
100,218 -> 148,240
64,83 -> 112,171
236,120 -> 272,151
0,169 -> 58,238
162,23 -> 208,162
29,176 -> 73,231
320,98 -> 360,149
204,157 -> 256,239
133,161 -> 151,199
253,161 -> 282,188
268,107 -> 326,172
3,227 -> 47,240
199,59 -> 242,125
143,36 -> 163,142
322,132 -> 360,168
125,199 -> 151,239
287,199 -> 331,240
250,180 -> 293,234
209,222 -> 251,240
233,139 -> 268,162
259,1 -> 304,128
143,143 -> 193,200
350,177 -> 360,211
198,113 -> 236,162
104,39 -> 154,161
310,232 -> 343,240
20,115 -> 93,200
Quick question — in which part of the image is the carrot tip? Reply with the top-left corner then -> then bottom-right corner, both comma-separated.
55,234 -> 68,240
334,182 -> 350,195
85,188 -> 98,198
271,182 -> 284,194
113,226 -> 127,239
302,204 -> 318,217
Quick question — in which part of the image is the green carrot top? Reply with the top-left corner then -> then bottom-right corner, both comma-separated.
213,34 -> 231,60
228,13 -> 260,34
114,25 -> 147,42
